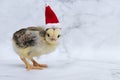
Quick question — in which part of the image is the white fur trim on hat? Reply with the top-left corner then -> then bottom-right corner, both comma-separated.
46,23 -> 61,29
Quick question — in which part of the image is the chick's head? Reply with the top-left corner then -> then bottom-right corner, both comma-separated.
45,28 -> 61,44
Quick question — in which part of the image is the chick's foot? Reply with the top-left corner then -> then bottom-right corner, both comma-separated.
31,59 -> 48,68
26,65 -> 43,70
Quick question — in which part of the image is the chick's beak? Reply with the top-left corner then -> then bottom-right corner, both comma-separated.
51,36 -> 56,41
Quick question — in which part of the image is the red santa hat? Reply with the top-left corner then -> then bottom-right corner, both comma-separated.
45,4 -> 61,28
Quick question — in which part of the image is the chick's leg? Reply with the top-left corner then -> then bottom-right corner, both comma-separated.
31,58 -> 48,68
21,57 -> 31,70
21,57 -> 43,70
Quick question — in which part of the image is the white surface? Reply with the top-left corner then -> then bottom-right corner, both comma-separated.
1,0 -> 120,80
1,59 -> 120,80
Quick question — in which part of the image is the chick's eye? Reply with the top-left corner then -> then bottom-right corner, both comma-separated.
57,35 -> 61,38
47,34 -> 50,37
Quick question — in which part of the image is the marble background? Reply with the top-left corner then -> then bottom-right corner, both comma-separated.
1,0 -> 120,80
1,0 -> 120,61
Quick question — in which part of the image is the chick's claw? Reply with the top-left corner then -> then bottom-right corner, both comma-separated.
38,64 -> 48,68
33,63 -> 48,68
26,65 -> 43,70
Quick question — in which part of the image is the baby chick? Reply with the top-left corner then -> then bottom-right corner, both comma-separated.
12,26 -> 61,70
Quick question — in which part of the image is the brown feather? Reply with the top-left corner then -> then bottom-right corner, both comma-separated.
13,26 -> 45,48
